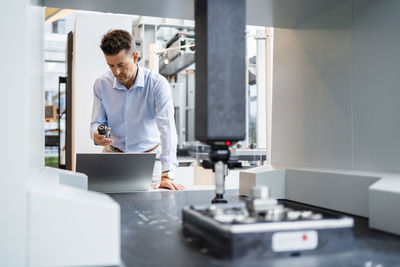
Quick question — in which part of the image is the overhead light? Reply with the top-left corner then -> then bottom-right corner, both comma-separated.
164,58 -> 169,65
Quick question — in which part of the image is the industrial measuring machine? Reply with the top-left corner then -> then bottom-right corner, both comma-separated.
182,142 -> 354,258
182,0 -> 354,259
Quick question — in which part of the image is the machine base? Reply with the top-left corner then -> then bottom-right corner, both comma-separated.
182,201 -> 354,259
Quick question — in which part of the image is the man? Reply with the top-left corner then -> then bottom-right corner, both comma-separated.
90,29 -> 184,191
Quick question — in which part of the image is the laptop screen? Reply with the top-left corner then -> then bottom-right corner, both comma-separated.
76,153 -> 156,193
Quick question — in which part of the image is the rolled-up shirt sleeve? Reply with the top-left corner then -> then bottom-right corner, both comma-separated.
154,77 -> 179,172
90,79 -> 108,140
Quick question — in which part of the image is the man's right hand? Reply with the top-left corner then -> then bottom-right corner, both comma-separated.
94,127 -> 113,146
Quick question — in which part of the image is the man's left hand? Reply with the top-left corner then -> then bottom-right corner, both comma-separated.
153,177 -> 185,191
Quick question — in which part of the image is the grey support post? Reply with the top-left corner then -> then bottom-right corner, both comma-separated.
194,0 -> 246,202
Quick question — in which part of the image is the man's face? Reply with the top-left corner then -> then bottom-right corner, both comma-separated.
105,49 -> 138,86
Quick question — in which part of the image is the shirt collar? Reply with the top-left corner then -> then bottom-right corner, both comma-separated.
113,64 -> 145,91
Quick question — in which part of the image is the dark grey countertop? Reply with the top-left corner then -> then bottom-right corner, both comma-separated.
109,190 -> 400,267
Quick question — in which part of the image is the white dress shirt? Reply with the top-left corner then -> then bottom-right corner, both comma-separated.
90,65 -> 178,172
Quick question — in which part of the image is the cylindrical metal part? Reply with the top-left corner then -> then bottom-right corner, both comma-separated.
209,148 -> 230,162
97,124 -> 110,138
215,161 -> 225,195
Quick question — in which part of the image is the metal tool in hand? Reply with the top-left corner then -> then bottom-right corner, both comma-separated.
97,124 -> 110,139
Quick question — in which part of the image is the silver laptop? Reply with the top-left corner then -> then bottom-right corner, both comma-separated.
76,153 -> 156,193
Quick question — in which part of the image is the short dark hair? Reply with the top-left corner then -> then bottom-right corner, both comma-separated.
100,29 -> 136,55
